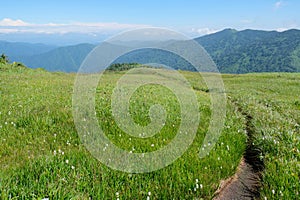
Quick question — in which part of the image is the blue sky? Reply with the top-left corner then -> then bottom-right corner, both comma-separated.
0,0 -> 299,42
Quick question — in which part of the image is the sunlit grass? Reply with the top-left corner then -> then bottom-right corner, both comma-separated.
1,64 -> 298,199
223,73 -> 300,199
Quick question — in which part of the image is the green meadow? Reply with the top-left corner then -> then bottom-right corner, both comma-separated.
0,63 -> 299,199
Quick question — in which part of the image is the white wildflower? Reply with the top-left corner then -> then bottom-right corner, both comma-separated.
272,189 -> 275,194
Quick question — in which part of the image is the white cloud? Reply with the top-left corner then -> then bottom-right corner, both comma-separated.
0,18 -> 29,26
0,18 -> 149,34
276,27 -> 289,32
276,25 -> 299,32
274,1 -> 286,10
191,28 -> 219,36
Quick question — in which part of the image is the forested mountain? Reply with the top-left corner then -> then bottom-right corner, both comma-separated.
22,43 -> 95,72
113,29 -> 300,73
0,41 -> 56,61
196,28 -> 300,73
1,29 -> 300,73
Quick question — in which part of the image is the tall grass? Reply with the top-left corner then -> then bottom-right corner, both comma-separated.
1,64 -> 298,199
223,73 -> 300,199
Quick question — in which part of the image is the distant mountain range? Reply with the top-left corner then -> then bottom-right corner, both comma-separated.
0,41 -> 56,60
197,29 -> 300,73
22,43 -> 95,72
1,28 -> 300,73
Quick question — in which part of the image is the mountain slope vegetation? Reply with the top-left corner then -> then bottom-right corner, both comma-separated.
22,43 -> 95,72
196,29 -> 300,73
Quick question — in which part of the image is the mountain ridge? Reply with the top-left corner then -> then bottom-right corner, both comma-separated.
1,28 -> 300,73
196,28 -> 300,73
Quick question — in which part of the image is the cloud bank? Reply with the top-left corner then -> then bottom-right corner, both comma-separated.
0,18 -> 149,34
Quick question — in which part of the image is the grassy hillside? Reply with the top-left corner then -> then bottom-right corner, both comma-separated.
0,64 -> 299,199
224,73 -> 300,198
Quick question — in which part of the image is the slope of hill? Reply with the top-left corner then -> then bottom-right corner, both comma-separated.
196,28 -> 300,73
114,29 -> 300,73
0,41 -> 56,62
23,43 -> 95,72
114,48 -> 196,71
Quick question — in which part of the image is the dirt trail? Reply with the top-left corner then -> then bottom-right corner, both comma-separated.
213,108 -> 264,200
213,158 -> 262,200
